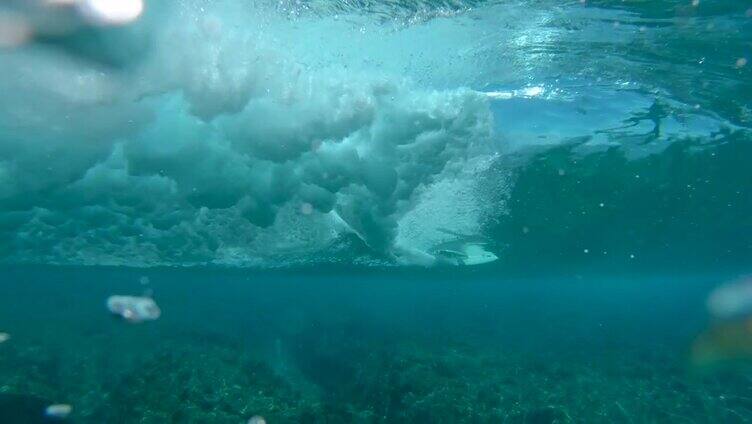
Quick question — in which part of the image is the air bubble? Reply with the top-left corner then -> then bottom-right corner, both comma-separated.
45,404 -> 73,419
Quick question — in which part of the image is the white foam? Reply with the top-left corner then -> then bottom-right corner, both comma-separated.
0,0 -> 520,266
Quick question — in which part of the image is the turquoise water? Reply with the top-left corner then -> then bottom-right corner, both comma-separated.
1,0 -> 751,422
0,266 -> 747,422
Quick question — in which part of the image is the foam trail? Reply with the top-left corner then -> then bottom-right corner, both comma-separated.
483,86 -> 545,100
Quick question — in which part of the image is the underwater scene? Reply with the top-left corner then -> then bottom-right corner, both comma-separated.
0,0 -> 751,422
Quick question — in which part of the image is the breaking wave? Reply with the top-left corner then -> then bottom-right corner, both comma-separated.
0,0 -> 511,266
0,0 -> 749,267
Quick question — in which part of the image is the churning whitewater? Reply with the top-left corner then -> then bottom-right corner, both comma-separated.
0,1 -> 511,266
0,0 -> 747,268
